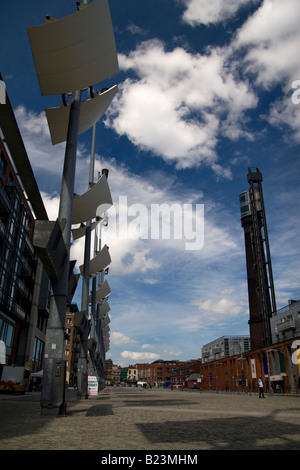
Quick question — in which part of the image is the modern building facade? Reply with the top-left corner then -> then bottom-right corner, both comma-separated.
201,335 -> 251,364
0,74 -> 53,379
0,134 -> 49,371
271,300 -> 300,344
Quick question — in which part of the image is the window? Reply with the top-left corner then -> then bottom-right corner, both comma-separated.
0,316 -> 14,348
32,337 -> 44,371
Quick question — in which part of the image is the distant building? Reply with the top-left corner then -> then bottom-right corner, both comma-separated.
199,337 -> 300,394
105,359 -> 121,384
170,359 -> 202,387
120,368 -> 127,383
201,336 -> 251,364
64,302 -> 79,387
127,366 -> 138,383
137,359 -> 180,386
271,300 -> 300,344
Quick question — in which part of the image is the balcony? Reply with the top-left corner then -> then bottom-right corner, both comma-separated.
7,297 -> 26,320
16,278 -> 30,299
276,318 -> 295,333
20,254 -> 32,278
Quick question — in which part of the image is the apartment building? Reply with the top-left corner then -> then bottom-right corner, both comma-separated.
137,360 -> 180,386
271,300 -> 300,343
0,137 -> 49,370
201,335 -> 251,364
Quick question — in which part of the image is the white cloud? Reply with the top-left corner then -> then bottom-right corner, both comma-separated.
192,297 -> 243,314
111,332 -> 137,346
138,278 -> 159,285
93,156 -> 241,277
40,191 -> 59,220
190,297 -> 246,324
182,0 -> 259,26
104,39 -> 257,174
13,104 -> 242,280
121,350 -> 161,361
234,0 -> 300,88
141,344 -> 155,350
14,106 -> 64,175
12,104 -> 246,305
265,97 -> 300,142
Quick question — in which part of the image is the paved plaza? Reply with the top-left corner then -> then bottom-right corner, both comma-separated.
0,386 -> 299,451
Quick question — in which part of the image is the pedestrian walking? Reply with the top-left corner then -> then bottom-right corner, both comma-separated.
258,377 -> 265,398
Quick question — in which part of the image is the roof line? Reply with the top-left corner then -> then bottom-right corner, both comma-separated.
0,73 -> 48,221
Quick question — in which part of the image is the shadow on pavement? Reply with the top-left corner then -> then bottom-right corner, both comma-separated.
136,414 -> 300,450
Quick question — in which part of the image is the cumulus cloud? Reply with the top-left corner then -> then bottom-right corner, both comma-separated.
234,0 -> 300,87
190,297 -> 246,323
111,332 -> 137,346
121,350 -> 161,361
14,106 -> 64,176
12,104 -> 242,279
40,191 -> 59,220
265,97 -> 300,143
182,0 -> 259,26
192,297 -> 243,314
138,278 -> 159,285
103,0 -> 300,171
104,39 -> 257,175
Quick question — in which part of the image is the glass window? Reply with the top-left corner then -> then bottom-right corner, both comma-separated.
32,337 -> 44,370
0,317 -> 14,348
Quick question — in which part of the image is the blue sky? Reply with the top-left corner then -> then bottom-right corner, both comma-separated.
1,0 -> 299,367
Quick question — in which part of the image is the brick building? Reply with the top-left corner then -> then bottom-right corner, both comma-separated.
195,338 -> 300,394
137,359 -> 180,386
105,359 -> 121,384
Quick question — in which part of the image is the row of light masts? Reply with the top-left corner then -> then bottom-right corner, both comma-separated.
27,0 -> 119,414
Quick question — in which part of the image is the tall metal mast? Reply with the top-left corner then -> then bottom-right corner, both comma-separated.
239,168 -> 276,349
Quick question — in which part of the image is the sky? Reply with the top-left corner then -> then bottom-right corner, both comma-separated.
1,0 -> 299,367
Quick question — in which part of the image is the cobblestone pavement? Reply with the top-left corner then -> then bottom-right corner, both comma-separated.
0,387 -> 299,451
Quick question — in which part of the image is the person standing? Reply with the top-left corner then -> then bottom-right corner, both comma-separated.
258,377 -> 265,398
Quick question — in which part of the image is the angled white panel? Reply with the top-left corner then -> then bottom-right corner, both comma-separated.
72,175 -> 112,225
79,244 -> 111,276
88,279 -> 111,303
46,85 -> 117,145
102,325 -> 110,336
27,0 -> 119,95
99,300 -> 110,318
72,219 -> 98,240
101,314 -> 111,329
